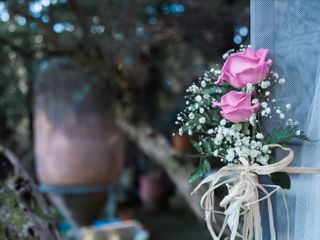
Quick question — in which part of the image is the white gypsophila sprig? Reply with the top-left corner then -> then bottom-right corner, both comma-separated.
174,69 -> 224,139
211,124 -> 270,165
257,70 -> 294,122
260,80 -> 271,89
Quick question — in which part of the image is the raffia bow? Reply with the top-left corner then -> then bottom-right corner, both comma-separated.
192,144 -> 320,240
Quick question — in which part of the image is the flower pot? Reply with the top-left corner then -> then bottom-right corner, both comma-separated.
34,58 -> 124,225
172,134 -> 191,152
35,111 -> 124,186
139,173 -> 170,211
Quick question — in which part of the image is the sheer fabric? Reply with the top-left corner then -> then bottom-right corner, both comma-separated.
251,0 -> 320,238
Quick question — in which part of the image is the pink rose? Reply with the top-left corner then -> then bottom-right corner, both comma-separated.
216,48 -> 272,88
213,91 -> 260,123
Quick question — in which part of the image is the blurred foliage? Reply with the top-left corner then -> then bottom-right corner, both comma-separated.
0,0 -> 249,169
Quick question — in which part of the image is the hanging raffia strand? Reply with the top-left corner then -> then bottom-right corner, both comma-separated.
192,144 -> 320,240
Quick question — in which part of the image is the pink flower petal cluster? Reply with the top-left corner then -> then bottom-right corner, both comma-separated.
216,48 -> 272,88
213,91 -> 260,123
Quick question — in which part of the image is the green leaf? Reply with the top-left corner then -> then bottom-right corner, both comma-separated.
271,172 -> 291,189
189,158 -> 211,183
266,125 -> 310,144
203,159 -> 211,172
190,139 -> 203,153
180,121 -> 198,133
202,84 -> 232,96
268,156 -> 278,164
202,139 -> 212,153
210,109 -> 222,122
202,86 -> 224,95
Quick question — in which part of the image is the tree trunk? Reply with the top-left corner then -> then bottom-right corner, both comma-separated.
0,145 -> 61,240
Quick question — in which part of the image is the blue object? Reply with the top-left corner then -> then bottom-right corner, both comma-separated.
39,184 -> 109,194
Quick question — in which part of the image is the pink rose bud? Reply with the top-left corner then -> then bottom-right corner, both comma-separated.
216,48 -> 272,88
213,91 -> 260,123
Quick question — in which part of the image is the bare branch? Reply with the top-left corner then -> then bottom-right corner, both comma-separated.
116,117 -> 205,219
68,0 -> 95,54
7,0 -> 58,48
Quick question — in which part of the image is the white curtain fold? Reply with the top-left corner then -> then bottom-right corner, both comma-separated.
293,61 -> 320,239
251,0 -> 320,238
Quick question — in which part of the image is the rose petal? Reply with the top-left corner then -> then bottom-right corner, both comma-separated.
225,55 -> 259,75
220,91 -> 247,106
221,103 -> 260,123
216,72 -> 243,88
236,61 -> 272,86
216,48 -> 272,88
255,48 -> 269,64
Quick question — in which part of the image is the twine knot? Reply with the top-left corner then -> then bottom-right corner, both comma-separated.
192,144 -> 301,240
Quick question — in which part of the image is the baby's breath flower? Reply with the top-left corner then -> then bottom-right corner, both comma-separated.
286,104 -> 292,110
204,94 -> 210,99
195,95 -> 202,102
250,149 -> 260,158
258,155 -> 269,165
246,83 -> 253,91
278,78 -> 286,84
287,119 -> 299,126
199,117 -> 206,124
265,107 -> 271,114
252,98 -> 259,104
261,81 -> 271,89
220,119 -> 227,126
189,112 -> 195,119
256,133 -> 264,139
261,102 -> 268,108
226,149 -> 235,162
261,145 -> 269,153
207,129 -> 214,134
249,115 -> 257,126
213,150 -> 219,157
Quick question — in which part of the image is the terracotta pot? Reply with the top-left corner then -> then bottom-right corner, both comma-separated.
34,58 -> 124,186
34,58 -> 124,225
172,134 -> 191,152
35,111 -> 124,186
139,173 -> 169,211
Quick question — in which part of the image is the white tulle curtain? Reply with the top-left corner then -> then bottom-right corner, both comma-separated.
251,0 -> 320,239
293,64 -> 320,239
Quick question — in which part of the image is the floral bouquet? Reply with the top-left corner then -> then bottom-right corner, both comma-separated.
174,47 -> 319,240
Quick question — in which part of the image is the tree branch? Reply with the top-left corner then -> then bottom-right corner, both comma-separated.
116,118 -> 227,235
7,0 -> 57,48
116,118 -> 204,219
0,145 -> 61,239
